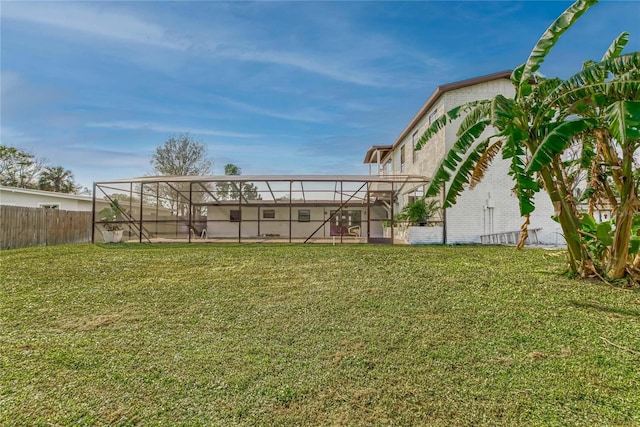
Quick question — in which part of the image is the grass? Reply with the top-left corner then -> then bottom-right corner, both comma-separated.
1,243 -> 639,426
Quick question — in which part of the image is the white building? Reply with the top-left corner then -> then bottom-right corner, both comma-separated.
0,185 -> 105,211
364,71 -> 562,245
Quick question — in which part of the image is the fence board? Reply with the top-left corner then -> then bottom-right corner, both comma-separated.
0,206 -> 92,250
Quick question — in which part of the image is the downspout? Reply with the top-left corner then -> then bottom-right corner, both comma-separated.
442,185 -> 447,245
91,182 -> 96,243
139,183 -> 144,243
390,181 -> 394,245
366,182 -> 371,243
340,181 -> 343,244
238,181 -> 242,243
188,182 -> 193,243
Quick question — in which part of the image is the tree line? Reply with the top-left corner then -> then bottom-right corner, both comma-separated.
0,145 -> 82,194
1,133 -> 257,202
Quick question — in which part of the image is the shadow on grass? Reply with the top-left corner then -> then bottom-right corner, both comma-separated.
571,301 -> 640,318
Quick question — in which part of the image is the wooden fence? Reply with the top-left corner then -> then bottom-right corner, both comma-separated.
0,206 -> 92,250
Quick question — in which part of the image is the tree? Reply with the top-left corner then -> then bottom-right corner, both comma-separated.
216,163 -> 261,201
0,145 -> 46,189
38,166 -> 78,193
416,0 -> 640,281
224,163 -> 241,176
1,145 -> 82,194
242,182 -> 261,201
151,133 -> 212,176
149,133 -> 213,215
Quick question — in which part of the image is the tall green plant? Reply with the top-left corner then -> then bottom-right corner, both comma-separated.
416,0 -> 640,281
98,199 -> 125,232
396,199 -> 440,226
604,101 -> 640,278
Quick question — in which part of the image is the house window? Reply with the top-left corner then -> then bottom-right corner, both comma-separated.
298,209 -> 311,222
230,210 -> 241,222
39,203 -> 59,210
428,110 -> 438,125
263,209 -> 275,219
412,131 -> 419,163
400,145 -> 406,172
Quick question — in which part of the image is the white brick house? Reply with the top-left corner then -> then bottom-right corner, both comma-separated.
364,71 -> 562,245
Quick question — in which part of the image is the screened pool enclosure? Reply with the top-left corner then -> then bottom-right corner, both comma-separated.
92,175 -> 430,244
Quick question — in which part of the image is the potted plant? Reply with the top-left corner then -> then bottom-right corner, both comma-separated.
98,199 -> 125,243
397,198 -> 440,226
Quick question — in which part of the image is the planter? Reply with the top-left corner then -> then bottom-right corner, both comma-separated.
101,230 -> 124,243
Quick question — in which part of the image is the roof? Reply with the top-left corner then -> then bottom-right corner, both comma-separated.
0,185 -> 94,202
364,70 -> 513,163
363,145 -> 393,164
95,174 -> 429,184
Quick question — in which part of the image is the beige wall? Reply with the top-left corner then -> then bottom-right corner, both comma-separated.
203,205 -> 390,239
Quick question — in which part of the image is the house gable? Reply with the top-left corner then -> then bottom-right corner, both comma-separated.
364,71 -> 512,177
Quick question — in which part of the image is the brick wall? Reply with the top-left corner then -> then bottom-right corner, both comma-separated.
390,77 -> 563,246
407,226 -> 444,245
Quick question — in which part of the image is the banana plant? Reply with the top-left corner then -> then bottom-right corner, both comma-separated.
415,0 -> 640,280
530,47 -> 640,278
417,0 -> 597,274
604,100 -> 640,278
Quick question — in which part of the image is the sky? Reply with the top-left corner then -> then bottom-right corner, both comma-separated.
1,0 -> 639,190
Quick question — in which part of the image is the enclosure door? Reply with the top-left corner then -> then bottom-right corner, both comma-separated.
329,210 -> 361,236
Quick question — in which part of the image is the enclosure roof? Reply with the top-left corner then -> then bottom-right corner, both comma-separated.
95,174 -> 429,184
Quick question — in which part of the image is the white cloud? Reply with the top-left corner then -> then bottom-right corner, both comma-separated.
84,121 -> 262,139
0,126 -> 39,146
215,46 -> 387,87
1,2 -> 187,50
208,95 -> 335,124
2,2 -> 440,88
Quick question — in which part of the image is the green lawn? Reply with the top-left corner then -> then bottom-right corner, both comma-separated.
1,244 -> 639,426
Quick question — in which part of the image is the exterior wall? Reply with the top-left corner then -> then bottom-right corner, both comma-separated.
0,187 -> 97,211
441,79 -> 514,150
407,226 -> 444,245
205,205 -> 378,239
444,153 -> 561,245
390,100 -> 446,180
378,76 -> 560,245
439,80 -> 559,245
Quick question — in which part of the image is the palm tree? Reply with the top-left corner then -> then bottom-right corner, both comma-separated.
38,166 -> 78,193
415,0 -> 640,279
